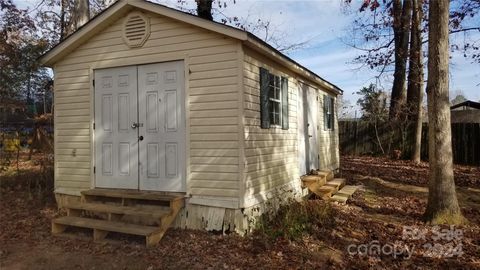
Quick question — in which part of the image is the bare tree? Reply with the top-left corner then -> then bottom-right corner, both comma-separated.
406,0 -> 424,163
73,0 -> 90,29
390,0 -> 412,119
424,0 -> 464,225
196,0 -> 213,21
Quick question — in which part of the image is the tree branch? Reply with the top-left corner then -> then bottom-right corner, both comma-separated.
449,27 -> 480,34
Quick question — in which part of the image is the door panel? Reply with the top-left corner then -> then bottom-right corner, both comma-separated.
138,61 -> 186,192
94,66 -> 139,189
297,83 -> 319,174
307,87 -> 319,171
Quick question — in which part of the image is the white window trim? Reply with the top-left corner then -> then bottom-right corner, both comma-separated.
326,96 -> 334,131
268,73 -> 282,127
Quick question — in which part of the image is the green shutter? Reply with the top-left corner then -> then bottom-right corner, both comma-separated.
281,77 -> 289,130
259,67 -> 270,129
323,95 -> 328,130
330,97 -> 335,131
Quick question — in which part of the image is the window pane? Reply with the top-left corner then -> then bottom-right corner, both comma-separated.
269,100 -> 281,125
269,85 -> 275,99
269,101 -> 274,123
274,102 -> 280,125
275,76 -> 280,99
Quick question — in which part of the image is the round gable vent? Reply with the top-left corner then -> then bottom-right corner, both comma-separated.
122,12 -> 150,48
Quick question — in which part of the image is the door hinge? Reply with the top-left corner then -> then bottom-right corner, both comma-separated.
92,79 -> 95,87
93,166 -> 96,174
93,122 -> 95,130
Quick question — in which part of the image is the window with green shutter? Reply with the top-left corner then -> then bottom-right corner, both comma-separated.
259,67 -> 288,130
324,95 -> 334,131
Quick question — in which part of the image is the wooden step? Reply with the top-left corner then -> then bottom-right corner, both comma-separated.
325,178 -> 346,191
52,216 -> 164,246
56,189 -> 186,247
337,185 -> 359,196
82,189 -> 185,203
63,202 -> 171,219
330,193 -> 350,204
53,216 -> 159,236
301,175 -> 326,188
311,170 -> 334,181
322,170 -> 334,181
330,185 -> 360,204
300,170 -> 333,187
307,183 -> 337,199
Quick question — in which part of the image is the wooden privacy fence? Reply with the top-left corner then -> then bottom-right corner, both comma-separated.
339,120 -> 480,166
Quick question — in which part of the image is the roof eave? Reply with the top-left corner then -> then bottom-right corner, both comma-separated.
39,0 -> 344,96
130,0 -> 248,41
40,0 -> 249,67
244,34 -> 343,96
40,0 -> 131,67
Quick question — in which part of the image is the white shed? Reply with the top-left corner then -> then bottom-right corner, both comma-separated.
41,0 -> 342,245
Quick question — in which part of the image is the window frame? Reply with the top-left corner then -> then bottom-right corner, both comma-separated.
268,74 -> 282,127
325,96 -> 334,131
259,67 -> 288,130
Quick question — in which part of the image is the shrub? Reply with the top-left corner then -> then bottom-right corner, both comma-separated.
255,199 -> 336,241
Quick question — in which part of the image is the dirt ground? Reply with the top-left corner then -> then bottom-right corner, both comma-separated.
1,153 -> 479,269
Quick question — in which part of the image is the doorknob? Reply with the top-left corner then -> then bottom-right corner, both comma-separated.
131,123 -> 144,129
139,135 -> 144,141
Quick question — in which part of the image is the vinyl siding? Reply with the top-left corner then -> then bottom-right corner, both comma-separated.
53,9 -> 240,198
318,95 -> 340,171
242,47 -> 339,204
242,48 -> 300,200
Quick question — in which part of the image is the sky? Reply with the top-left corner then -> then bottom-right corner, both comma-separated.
14,0 -> 480,112
210,0 -> 480,107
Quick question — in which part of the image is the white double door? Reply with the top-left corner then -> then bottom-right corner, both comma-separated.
94,61 -> 185,192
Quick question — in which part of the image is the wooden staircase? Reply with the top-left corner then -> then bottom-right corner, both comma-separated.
301,170 -> 357,203
52,189 -> 185,247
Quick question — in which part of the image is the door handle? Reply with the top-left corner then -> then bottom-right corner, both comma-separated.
139,135 -> 144,141
131,123 -> 144,129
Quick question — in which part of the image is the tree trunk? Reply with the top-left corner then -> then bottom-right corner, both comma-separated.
196,0 -> 213,21
424,0 -> 464,225
390,0 -> 413,119
60,0 -> 66,40
406,0 -> 424,163
73,0 -> 90,30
